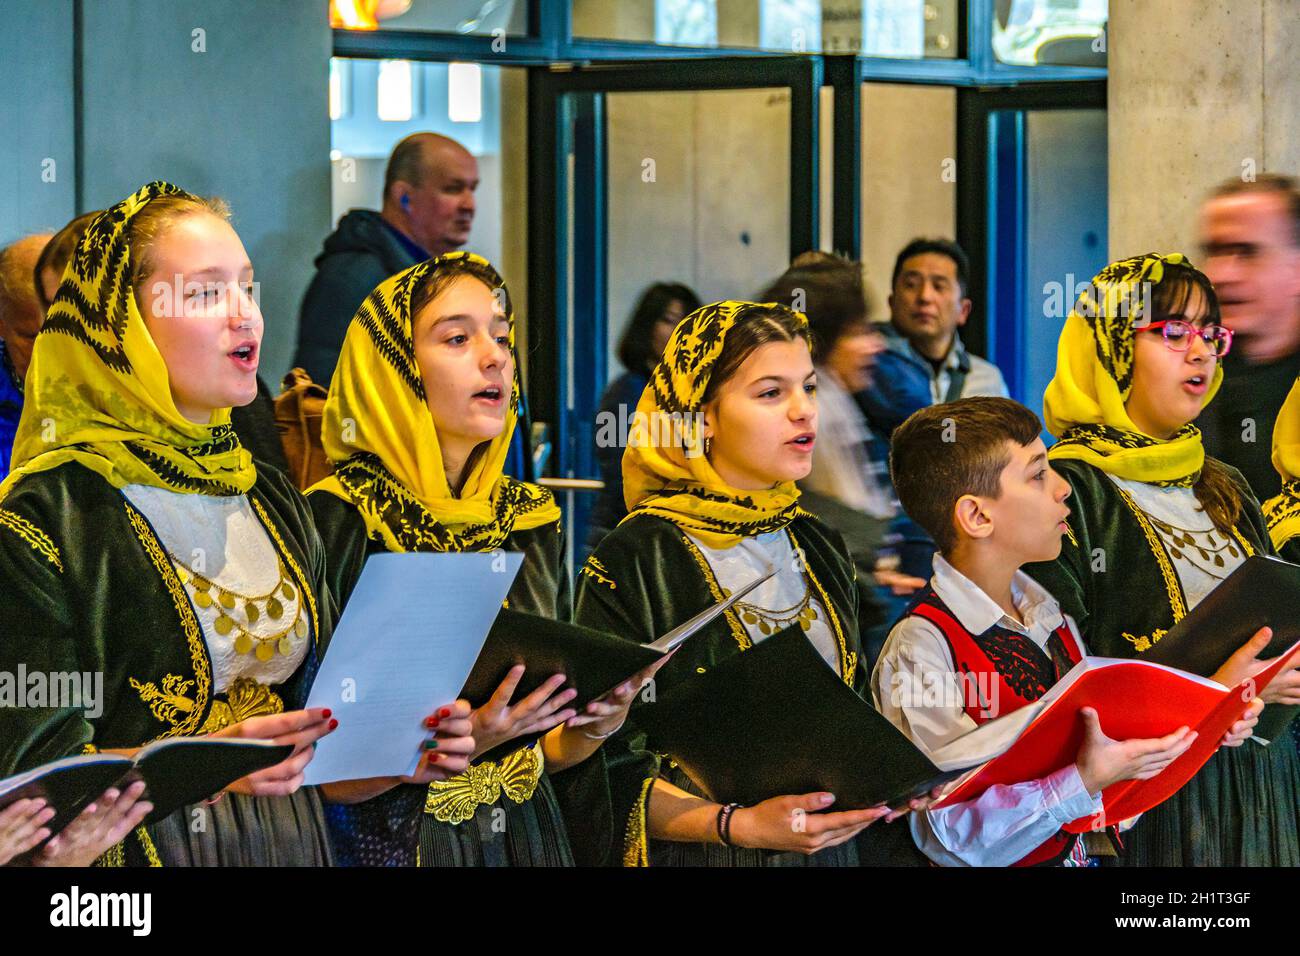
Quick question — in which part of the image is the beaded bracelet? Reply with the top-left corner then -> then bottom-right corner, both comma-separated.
717,802 -> 741,846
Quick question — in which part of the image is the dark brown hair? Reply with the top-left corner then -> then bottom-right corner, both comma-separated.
33,210 -> 101,311
700,304 -> 812,406
890,397 -> 1043,553
617,282 -> 701,373
759,252 -> 871,365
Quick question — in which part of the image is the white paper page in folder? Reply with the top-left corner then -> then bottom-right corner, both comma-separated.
303,551 -> 524,785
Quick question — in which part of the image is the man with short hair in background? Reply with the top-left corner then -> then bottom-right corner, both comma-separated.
0,233 -> 52,480
859,237 -> 1009,436
1196,174 -> 1300,501
294,131 -> 478,385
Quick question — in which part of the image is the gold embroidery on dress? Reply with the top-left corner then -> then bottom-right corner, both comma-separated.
623,775 -> 655,867
678,532 -> 751,652
423,742 -> 544,825
0,509 -> 63,572
125,503 -> 210,738
1122,628 -> 1167,654
94,842 -> 125,867
252,498 -> 319,645
579,555 -> 617,591
788,529 -> 854,687
199,677 -> 286,733
137,826 -> 162,867
129,674 -> 196,725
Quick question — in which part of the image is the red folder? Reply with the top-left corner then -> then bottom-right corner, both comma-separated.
933,643 -> 1300,833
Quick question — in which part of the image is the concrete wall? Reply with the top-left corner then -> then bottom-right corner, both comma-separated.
77,0 -> 332,384
860,82 -> 956,319
1109,0 -> 1300,259
1,1 -> 76,245
606,87 -> 792,374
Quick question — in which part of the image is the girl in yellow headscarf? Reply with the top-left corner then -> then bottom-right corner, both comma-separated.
308,251 -> 657,866
1264,377 -> 1300,557
572,300 -> 917,867
0,181 -> 425,866
1026,252 -> 1300,866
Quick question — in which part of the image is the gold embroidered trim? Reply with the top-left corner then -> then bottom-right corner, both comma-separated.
92,826 -> 162,867
252,497 -> 319,646
623,775 -> 655,867
199,677 -> 285,733
138,826 -> 162,867
125,503 -> 210,739
0,508 -> 63,572
1115,487 -> 1187,623
1122,627 -> 1168,654
1231,527 -> 1256,559
423,742 -> 544,825
788,529 -> 854,686
94,842 -> 125,867
578,555 -> 617,591
678,533 -> 751,652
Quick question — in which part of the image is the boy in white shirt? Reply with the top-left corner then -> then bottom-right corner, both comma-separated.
872,397 -> 1261,866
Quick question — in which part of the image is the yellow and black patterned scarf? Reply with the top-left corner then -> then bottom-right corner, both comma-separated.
621,300 -> 812,549
1265,376 -> 1300,548
0,181 -> 255,500
1043,252 -> 1221,487
310,252 -> 559,553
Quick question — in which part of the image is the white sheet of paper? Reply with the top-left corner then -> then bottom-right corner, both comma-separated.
303,551 -> 523,785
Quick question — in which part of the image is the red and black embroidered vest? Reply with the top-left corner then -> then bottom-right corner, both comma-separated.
907,588 -> 1093,867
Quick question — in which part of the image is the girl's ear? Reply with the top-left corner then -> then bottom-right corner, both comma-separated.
700,400 -> 715,440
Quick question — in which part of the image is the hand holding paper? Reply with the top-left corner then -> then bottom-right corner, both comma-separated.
304,552 -> 523,785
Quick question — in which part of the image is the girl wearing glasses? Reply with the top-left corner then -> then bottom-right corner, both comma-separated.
1026,253 -> 1300,866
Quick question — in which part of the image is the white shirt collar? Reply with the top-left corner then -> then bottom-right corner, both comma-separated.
930,553 -> 1064,642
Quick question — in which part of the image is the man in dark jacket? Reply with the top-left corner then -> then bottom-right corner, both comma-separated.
294,132 -> 478,384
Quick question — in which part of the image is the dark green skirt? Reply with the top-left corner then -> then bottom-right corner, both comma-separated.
1118,736 -> 1300,866
150,788 -> 334,866
417,775 -> 574,867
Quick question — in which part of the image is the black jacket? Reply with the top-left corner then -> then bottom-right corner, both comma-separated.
293,210 -> 422,385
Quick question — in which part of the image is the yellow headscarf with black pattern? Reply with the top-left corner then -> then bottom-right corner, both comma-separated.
0,181 -> 255,500
310,252 -> 559,553
1043,252 -> 1222,487
621,300 -> 812,549
1264,376 -> 1300,548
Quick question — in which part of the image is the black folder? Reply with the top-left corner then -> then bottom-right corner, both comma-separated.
459,567 -> 778,763
632,624 -> 965,810
1140,555 -> 1300,740
0,737 -> 293,846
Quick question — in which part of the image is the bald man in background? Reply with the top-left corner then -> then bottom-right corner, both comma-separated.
294,132 -> 479,384
0,233 -> 53,479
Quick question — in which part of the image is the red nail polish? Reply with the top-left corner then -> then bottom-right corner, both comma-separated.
321,708 -> 332,719
425,716 -> 440,728
328,718 -> 339,730
438,707 -> 452,718
428,752 -> 442,763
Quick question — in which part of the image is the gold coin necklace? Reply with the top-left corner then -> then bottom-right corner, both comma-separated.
171,555 -> 307,661
731,580 -> 818,636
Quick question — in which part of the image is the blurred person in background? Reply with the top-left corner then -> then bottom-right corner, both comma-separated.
1197,174 -> 1300,501
586,282 -> 701,552
761,252 -> 926,666
0,233 -> 52,479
